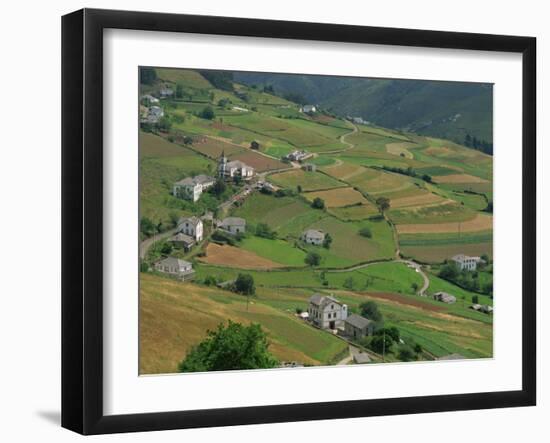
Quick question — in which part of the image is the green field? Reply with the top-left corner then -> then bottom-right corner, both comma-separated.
239,236 -> 307,267
269,169 -> 346,191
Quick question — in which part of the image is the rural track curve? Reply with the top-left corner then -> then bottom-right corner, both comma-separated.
326,258 -> 430,296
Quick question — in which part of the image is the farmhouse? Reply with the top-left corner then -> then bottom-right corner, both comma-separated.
141,94 -> 159,104
301,163 -> 317,172
451,254 -> 485,271
301,229 -> 326,246
285,150 -> 311,162
168,233 -> 195,251
159,86 -> 174,98
300,104 -> 317,113
172,174 -> 216,202
433,291 -> 457,304
154,257 -> 195,281
344,314 -> 374,340
177,216 -> 204,242
308,294 -> 348,330
218,217 -> 246,235
471,304 -> 493,314
218,152 -> 255,180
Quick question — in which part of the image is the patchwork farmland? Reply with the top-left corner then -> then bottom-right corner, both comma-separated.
138,67 -> 494,374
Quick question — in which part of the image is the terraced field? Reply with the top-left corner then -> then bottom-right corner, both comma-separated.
269,169 -> 345,191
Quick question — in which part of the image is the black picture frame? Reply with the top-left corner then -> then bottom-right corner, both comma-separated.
62,8 -> 537,435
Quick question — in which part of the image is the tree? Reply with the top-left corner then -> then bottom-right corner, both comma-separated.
359,226 -> 372,238
472,295 -> 479,304
199,106 -> 215,120
322,233 -> 332,249
157,116 -> 172,132
305,251 -> 322,267
295,307 -> 303,315
398,346 -> 416,362
439,261 -> 460,280
198,70 -> 234,91
139,67 -> 157,85
159,242 -> 173,255
377,326 -> 400,342
343,277 -> 355,290
175,83 -> 184,99
250,140 -> 260,150
183,135 -> 193,146
311,197 -> 325,210
375,196 -> 391,213
234,273 -> 256,295
414,343 -> 423,354
411,282 -> 419,293
297,185 -> 303,193
369,334 -> 394,354
178,321 -> 278,372
359,301 -> 383,324
218,98 -> 231,108
140,216 -> 156,237
210,179 -> 227,197
255,223 -> 277,239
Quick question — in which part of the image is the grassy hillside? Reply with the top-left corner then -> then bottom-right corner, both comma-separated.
234,72 -> 492,147
139,67 -> 494,374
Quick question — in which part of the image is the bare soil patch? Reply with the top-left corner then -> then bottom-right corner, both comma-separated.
199,243 -> 285,269
304,187 -> 368,207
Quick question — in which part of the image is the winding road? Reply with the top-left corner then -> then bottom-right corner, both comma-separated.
326,258 -> 430,296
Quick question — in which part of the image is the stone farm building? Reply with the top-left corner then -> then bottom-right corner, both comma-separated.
154,257 -> 195,281
140,105 -> 164,124
344,314 -> 374,340
285,150 -> 311,162
301,229 -> 325,246
451,254 -> 485,271
218,152 -> 254,180
168,233 -> 195,251
434,291 -> 457,304
301,163 -> 316,172
173,174 -> 216,202
308,293 -> 348,330
177,216 -> 203,242
300,105 -> 317,113
218,217 -> 246,235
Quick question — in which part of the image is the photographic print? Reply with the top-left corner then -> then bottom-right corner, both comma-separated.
138,67 -> 493,375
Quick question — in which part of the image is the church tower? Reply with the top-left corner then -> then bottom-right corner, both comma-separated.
218,150 -> 227,178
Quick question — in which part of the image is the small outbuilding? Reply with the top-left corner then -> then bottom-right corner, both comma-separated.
433,291 -> 457,304
301,229 -> 325,246
168,233 -> 196,251
344,314 -> 374,340
218,217 -> 246,235
154,257 -> 195,281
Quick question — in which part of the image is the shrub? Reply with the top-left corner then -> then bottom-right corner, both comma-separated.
359,227 -> 372,238
311,197 -> 325,210
305,251 -> 321,267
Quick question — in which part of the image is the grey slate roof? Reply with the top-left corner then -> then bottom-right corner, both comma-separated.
156,257 -> 192,268
309,293 -> 325,306
303,229 -> 325,239
178,216 -> 202,227
345,313 -> 372,329
220,217 -> 246,227
169,233 -> 195,244
174,175 -> 215,187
